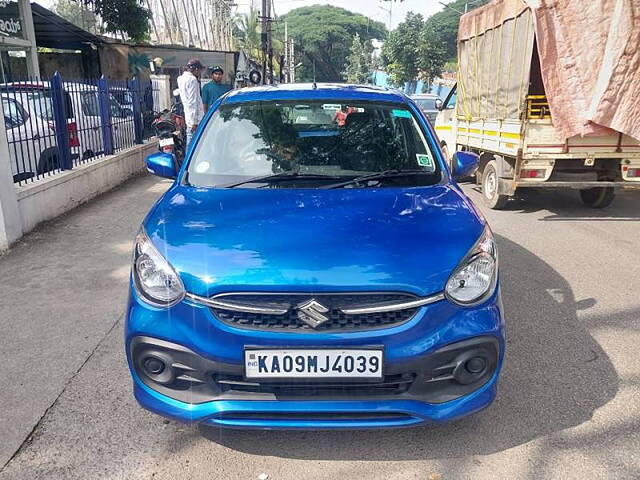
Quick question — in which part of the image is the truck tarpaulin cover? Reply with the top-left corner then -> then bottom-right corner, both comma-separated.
458,0 -> 640,141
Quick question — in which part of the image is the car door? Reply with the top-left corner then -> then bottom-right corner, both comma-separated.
2,96 -> 38,180
108,94 -> 132,150
76,90 -> 106,157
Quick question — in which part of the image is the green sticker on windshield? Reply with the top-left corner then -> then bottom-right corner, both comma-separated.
391,109 -> 412,118
416,154 -> 435,170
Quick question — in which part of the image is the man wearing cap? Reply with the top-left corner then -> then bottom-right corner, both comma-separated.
177,58 -> 205,147
202,65 -> 231,111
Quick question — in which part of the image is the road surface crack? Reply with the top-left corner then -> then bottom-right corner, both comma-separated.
0,314 -> 124,473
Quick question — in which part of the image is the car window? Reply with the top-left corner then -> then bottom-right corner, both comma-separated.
25,92 -> 54,121
188,100 -> 440,188
81,92 -> 100,116
80,92 -> 124,117
415,98 -> 437,110
2,98 -> 27,128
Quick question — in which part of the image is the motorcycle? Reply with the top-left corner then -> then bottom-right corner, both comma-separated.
151,93 -> 186,165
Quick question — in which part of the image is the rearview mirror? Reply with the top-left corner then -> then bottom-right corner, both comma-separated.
146,152 -> 178,179
452,151 -> 479,180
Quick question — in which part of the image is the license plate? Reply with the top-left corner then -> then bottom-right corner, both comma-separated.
159,137 -> 174,147
244,349 -> 383,379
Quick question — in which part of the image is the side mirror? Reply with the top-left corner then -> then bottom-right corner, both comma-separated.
146,152 -> 178,179
452,151 -> 479,180
435,99 -> 444,111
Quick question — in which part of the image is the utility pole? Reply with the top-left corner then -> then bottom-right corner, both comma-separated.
266,0 -> 273,84
284,21 -> 289,83
289,39 -> 295,83
261,0 -> 268,84
438,1 -> 472,15
377,3 -> 392,30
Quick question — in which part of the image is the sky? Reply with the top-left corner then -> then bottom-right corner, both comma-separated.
35,0 -> 448,32
235,0 -> 445,30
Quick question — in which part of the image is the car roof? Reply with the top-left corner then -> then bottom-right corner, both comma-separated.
224,83 -> 408,104
0,81 -> 98,91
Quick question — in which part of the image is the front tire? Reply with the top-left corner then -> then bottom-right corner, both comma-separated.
37,148 -> 59,174
579,187 -> 615,208
481,161 -> 509,209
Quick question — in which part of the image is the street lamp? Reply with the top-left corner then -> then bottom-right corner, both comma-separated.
438,0 -> 485,15
438,1 -> 466,15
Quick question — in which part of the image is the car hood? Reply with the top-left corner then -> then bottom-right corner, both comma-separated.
144,184 -> 485,297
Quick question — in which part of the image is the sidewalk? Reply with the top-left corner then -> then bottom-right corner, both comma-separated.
0,174 -> 169,468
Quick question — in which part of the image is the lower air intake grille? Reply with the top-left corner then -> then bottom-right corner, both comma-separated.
214,373 -> 416,396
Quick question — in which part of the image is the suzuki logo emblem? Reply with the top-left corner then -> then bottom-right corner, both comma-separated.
296,299 -> 330,328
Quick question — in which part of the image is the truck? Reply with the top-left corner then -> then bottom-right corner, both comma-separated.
434,0 -> 640,208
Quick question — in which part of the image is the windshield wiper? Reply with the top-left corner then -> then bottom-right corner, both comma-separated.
319,169 -> 435,189
220,173 -> 344,188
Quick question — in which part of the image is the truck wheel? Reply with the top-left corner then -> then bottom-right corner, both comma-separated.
579,187 -> 615,208
482,161 -> 509,209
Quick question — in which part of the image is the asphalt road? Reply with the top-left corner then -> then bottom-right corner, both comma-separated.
1,175 -> 639,480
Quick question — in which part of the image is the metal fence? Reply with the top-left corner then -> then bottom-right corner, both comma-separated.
1,72 -> 158,185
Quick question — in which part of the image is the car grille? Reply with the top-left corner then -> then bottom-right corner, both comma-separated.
209,293 -> 420,332
214,373 -> 416,396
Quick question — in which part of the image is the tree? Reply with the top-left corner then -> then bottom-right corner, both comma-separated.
418,21 -> 448,85
277,5 -> 386,83
424,0 -> 491,62
343,33 -> 374,84
55,0 -> 97,33
381,1 -> 489,89
233,7 -> 261,61
380,12 -> 423,88
75,0 -> 151,42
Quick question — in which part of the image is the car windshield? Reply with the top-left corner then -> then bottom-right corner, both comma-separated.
188,100 -> 441,188
415,98 -> 437,110
25,92 -> 54,120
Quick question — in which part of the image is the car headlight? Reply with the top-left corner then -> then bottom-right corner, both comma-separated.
445,227 -> 498,305
132,230 -> 185,307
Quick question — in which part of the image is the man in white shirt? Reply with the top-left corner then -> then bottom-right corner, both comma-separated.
177,58 -> 205,147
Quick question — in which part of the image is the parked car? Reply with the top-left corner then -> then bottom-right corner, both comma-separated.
411,93 -> 442,123
127,84 -> 503,430
1,82 -> 134,182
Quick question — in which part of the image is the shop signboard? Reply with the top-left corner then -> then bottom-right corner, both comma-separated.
0,1 -> 23,40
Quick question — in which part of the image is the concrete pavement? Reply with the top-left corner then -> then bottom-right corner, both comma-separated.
1,176 -> 639,479
0,174 -> 171,469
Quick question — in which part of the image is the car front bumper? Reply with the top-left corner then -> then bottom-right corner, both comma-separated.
126,285 -> 504,429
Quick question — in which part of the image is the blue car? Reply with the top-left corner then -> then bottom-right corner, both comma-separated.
127,84 -> 504,430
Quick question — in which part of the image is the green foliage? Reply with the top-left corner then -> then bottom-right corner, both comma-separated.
443,60 -> 458,73
233,7 -> 261,62
54,0 -> 97,33
78,0 -> 150,42
128,52 -> 151,76
418,20 -> 448,84
425,0 -> 491,61
277,5 -> 386,82
381,0 -> 489,88
343,33 -> 374,84
380,12 -> 423,87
